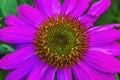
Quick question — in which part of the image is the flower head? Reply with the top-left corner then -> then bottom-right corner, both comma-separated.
0,0 -> 120,80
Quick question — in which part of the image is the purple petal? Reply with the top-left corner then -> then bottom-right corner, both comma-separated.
6,56 -> 38,80
61,0 -> 77,14
73,60 -> 116,80
16,43 -> 32,49
70,0 -> 92,17
0,45 -> 35,69
78,61 -> 116,80
57,69 -> 64,80
5,15 -> 36,29
5,15 -> 26,26
0,26 -> 35,44
34,0 -> 61,16
57,67 -> 72,80
79,0 -> 111,26
84,50 -> 120,73
44,67 -> 56,80
80,61 -> 116,80
89,24 -> 120,46
89,42 -> 120,56
18,4 -> 46,27
87,0 -> 111,16
72,63 -> 93,80
27,62 -> 48,80
79,14 -> 98,27
15,55 -> 39,69
63,67 -> 72,80
92,69 -> 116,80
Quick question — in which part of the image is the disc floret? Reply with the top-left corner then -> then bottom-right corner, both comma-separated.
34,14 -> 89,68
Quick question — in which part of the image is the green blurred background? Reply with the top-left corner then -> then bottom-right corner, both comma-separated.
0,0 -> 120,80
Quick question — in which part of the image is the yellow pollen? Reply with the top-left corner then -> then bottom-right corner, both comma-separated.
34,14 -> 89,68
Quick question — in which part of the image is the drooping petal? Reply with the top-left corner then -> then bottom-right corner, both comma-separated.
57,67 -> 72,80
18,4 -> 46,27
87,0 -> 111,17
44,67 -> 56,80
34,0 -> 61,16
72,63 -> 93,80
89,24 -> 120,46
89,42 -> 120,56
70,0 -> 92,17
84,50 -> 120,73
6,56 -> 38,80
0,26 -> 35,44
27,62 -> 48,80
0,45 -> 35,69
61,0 -> 77,14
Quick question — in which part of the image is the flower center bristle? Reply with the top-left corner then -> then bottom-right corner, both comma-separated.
34,14 -> 89,68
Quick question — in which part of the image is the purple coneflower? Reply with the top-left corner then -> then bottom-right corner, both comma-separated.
0,0 -> 120,80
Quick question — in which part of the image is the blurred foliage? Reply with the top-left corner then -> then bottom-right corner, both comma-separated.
60,0 -> 64,4
116,74 -> 120,80
17,0 -> 33,5
0,41 -> 15,58
0,69 -> 9,80
95,0 -> 120,25
0,0 -> 18,17
0,0 -> 120,80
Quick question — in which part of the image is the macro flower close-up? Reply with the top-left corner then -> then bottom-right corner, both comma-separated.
0,0 -> 120,80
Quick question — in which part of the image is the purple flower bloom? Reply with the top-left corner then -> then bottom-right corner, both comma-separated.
0,0 -> 120,80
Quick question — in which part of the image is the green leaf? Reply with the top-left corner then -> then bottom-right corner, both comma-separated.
94,10 -> 113,26
0,0 -> 18,17
17,0 -> 33,5
117,56 -> 120,59
95,0 -> 120,26
26,0 -> 33,5
60,0 -> 64,4
17,0 -> 27,5
116,74 -> 120,80
0,17 -> 6,28
0,41 -> 15,58
117,39 -> 120,43
0,69 -> 9,80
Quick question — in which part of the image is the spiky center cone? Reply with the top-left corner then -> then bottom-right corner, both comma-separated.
34,14 -> 89,68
